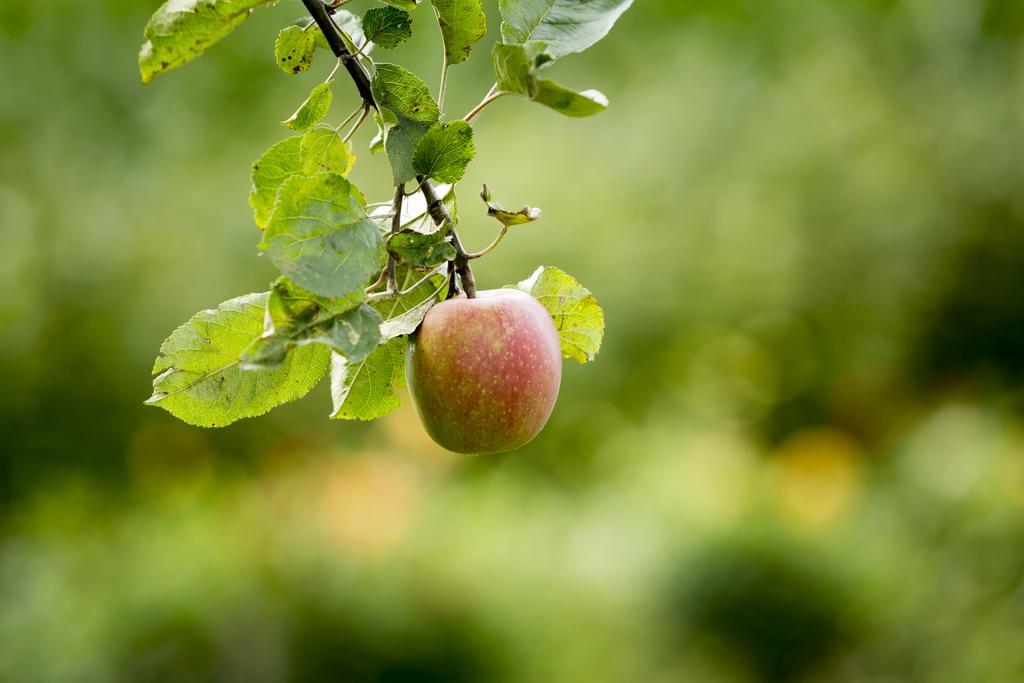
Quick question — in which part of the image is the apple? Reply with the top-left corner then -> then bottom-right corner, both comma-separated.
406,289 -> 562,454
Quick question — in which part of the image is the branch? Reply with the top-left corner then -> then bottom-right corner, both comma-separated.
300,0 -> 376,108
419,176 -> 477,299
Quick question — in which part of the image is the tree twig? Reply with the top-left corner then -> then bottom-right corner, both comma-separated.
419,177 -> 476,299
300,0 -> 375,108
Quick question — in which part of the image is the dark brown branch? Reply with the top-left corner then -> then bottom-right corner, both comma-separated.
300,0 -> 376,107
420,176 -> 476,299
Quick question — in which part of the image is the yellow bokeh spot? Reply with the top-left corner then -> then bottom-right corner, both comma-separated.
770,428 -> 864,532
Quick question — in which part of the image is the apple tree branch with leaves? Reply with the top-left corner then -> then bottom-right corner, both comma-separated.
140,0 -> 630,454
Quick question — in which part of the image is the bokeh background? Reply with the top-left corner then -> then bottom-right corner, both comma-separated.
3,0 -> 1024,680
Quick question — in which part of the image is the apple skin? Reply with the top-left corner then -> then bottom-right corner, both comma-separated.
406,289 -> 562,454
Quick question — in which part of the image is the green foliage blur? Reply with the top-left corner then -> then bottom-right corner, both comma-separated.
3,0 -> 1024,680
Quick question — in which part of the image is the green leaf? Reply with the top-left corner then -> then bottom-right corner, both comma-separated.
362,7 -> 413,49
250,135 -> 302,229
371,63 -> 441,184
498,0 -> 633,59
431,0 -> 487,65
330,337 -> 407,421
516,266 -> 604,363
275,25 -> 316,74
299,128 -> 355,176
388,231 -> 456,268
412,121 -> 475,183
146,293 -> 329,427
283,82 -> 333,132
481,184 -> 543,226
240,278 -> 382,369
261,173 -> 384,298
139,0 -> 277,84
250,131 -> 354,229
493,41 -> 608,117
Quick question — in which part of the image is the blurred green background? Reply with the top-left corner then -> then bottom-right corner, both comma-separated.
3,0 -> 1024,680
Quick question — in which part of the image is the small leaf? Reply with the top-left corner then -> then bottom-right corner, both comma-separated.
275,25 -> 316,74
431,0 -> 487,66
412,121 -> 475,183
388,231 -> 456,268
374,267 -> 447,339
261,173 -> 384,298
371,63 -> 441,184
330,338 -> 407,421
300,128 -> 355,176
146,293 -> 329,427
139,0 -> 277,84
493,41 -> 607,117
481,184 -> 542,227
381,0 -> 420,9
516,266 -> 605,363
240,278 -> 382,369
250,135 -> 303,229
282,82 -> 333,132
498,0 -> 633,59
362,7 -> 413,49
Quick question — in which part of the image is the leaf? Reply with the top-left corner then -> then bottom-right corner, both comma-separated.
493,41 -> 607,117
362,7 -> 413,49
139,0 -> 277,84
275,25 -> 316,74
412,121 -> 475,183
240,278 -> 382,369
261,173 -> 384,298
330,337 -> 408,421
498,0 -> 633,59
299,128 -> 355,176
388,231 -> 456,268
431,0 -> 487,65
146,293 -> 329,427
283,82 -> 333,131
250,131 -> 354,229
374,267 -> 447,339
516,266 -> 604,363
250,135 -> 302,229
371,63 -> 441,184
481,184 -> 542,227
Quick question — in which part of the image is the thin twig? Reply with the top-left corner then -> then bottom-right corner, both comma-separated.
364,269 -> 387,293
419,177 -> 476,298
385,184 -> 404,295
342,104 -> 370,143
466,226 -> 509,260
334,102 -> 364,132
464,88 -> 508,124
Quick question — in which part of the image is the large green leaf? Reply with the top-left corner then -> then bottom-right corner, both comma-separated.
139,0 -> 277,84
516,266 -> 604,363
330,337 -> 407,421
261,173 -> 384,298
240,278 -> 382,369
146,293 -> 329,427
282,82 -> 333,131
493,42 -> 607,117
412,121 -> 475,183
362,6 -> 413,49
498,0 -> 632,59
371,63 -> 440,184
431,0 -> 487,65
250,130 -> 354,229
275,25 -> 316,74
